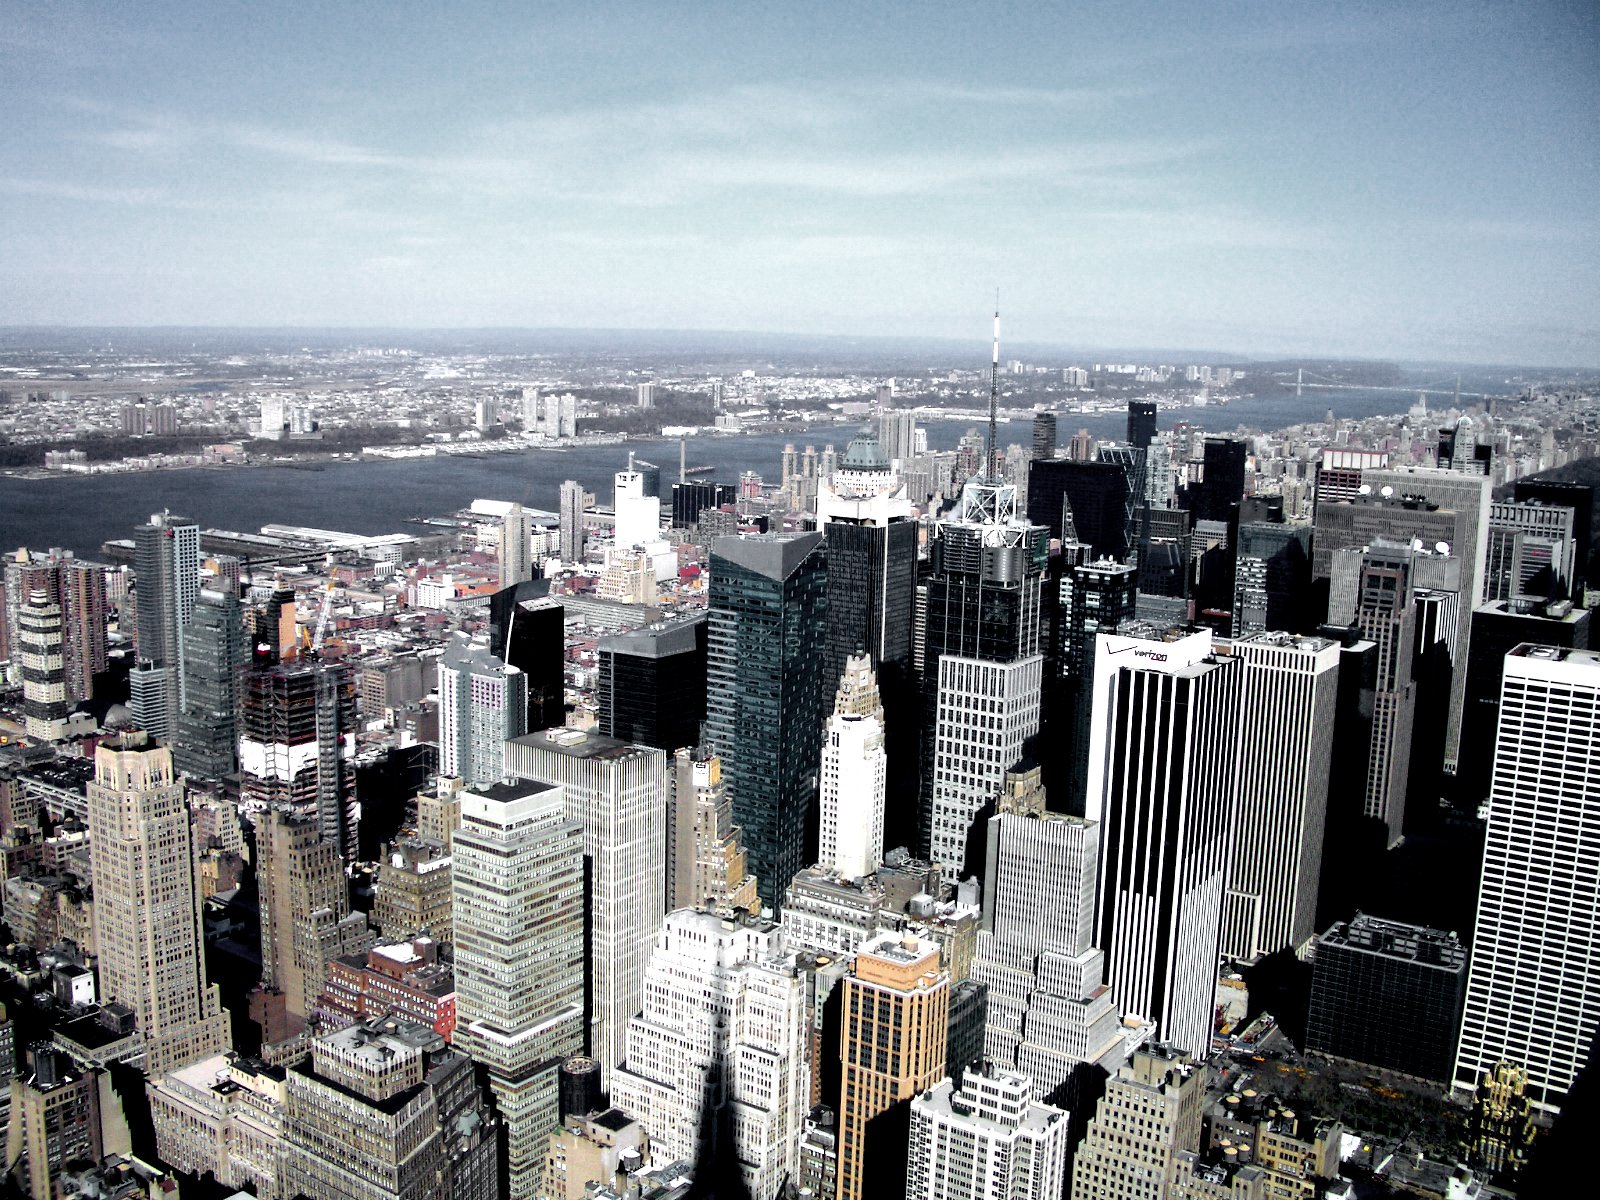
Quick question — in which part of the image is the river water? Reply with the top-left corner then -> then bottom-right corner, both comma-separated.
0,391 -> 1418,559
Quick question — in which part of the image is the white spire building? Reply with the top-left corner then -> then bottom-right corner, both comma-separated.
819,654 -> 887,879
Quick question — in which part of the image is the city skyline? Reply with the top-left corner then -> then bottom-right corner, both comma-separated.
2,2 -> 1596,366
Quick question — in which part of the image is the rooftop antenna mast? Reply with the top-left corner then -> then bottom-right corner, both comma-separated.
988,293 -> 1000,482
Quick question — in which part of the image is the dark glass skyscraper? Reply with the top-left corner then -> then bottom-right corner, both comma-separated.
173,588 -> 246,780
706,532 -> 829,911
921,472 -> 1049,873
819,426 -> 920,839
596,612 -> 708,752
489,582 -> 565,732
1196,437 -> 1247,523
1127,401 -> 1158,450
671,481 -> 738,529
1026,460 -> 1128,561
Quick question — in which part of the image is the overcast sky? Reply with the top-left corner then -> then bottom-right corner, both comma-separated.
2,1 -> 1595,364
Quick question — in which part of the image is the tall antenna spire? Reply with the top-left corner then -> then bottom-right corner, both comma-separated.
988,294 -> 1000,482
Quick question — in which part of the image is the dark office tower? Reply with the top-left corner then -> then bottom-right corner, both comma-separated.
670,480 -> 737,529
1127,401 -> 1158,450
706,532 -> 829,911
239,660 -> 358,859
1458,598 -> 1589,810
596,612 -> 708,751
922,472 -> 1049,875
1314,630 -> 1381,929
1513,479 -> 1593,601
1306,914 -> 1466,1082
489,582 -> 565,732
817,428 -> 920,835
1141,508 -> 1191,598
1097,444 -> 1146,557
173,589 -> 246,780
1351,540 -> 1419,850
1057,560 -> 1137,814
1232,524 -> 1312,636
1031,412 -> 1056,460
1086,627 -> 1238,1059
133,512 -> 199,727
1196,436 -> 1247,522
1026,460 -> 1128,561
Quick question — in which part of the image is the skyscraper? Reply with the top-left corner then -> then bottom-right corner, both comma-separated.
501,502 -> 534,589
1087,628 -> 1238,1058
255,807 -> 371,1026
1221,632 -> 1340,964
1353,540 -> 1419,848
489,585 -> 566,732
1070,1044 -> 1207,1200
133,511 -> 200,725
452,779 -> 586,1199
505,728 -> 667,1087
439,631 -> 529,788
86,732 -> 228,1074
1195,436 -> 1247,522
613,465 -> 661,549
1232,523 -> 1312,637
276,1016 -> 499,1200
610,909 -> 810,1200
1031,411 -> 1057,460
1454,645 -> 1600,1113
1056,558 -> 1138,813
18,590 -> 68,742
972,783 -> 1128,1103
559,480 -> 586,564
173,588 -> 246,780
907,1064 -> 1069,1200
1359,467 -> 1493,771
238,659 -> 359,858
1127,401 -> 1158,450
837,932 -> 950,1200
596,613 -> 707,753
818,654 -> 887,880
1307,914 -> 1467,1081
59,559 -> 106,701
705,532 -> 829,911
817,425 -> 916,684
922,469 -> 1048,875
665,746 -> 758,913
1025,459 -> 1128,559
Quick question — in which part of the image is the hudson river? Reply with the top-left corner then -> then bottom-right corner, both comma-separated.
0,392 -> 1415,558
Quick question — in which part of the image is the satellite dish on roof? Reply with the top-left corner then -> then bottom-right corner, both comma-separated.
1379,485 -> 1394,498
1436,541 -> 1450,555
1411,538 -> 1424,551
1357,484 -> 1372,495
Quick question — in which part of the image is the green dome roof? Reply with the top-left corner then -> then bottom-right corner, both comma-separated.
840,425 -> 889,471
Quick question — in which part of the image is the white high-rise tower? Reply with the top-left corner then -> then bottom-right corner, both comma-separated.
818,654 -> 887,879
1454,644 -> 1600,1114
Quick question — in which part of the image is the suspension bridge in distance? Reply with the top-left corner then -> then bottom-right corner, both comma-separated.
1284,368 -> 1509,402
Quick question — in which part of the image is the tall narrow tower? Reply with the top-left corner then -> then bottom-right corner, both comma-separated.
818,654 -> 887,880
921,314 -> 1048,874
86,732 -> 228,1074
452,779 -> 585,1200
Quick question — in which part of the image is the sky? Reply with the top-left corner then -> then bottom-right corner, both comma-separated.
1,1 -> 1596,365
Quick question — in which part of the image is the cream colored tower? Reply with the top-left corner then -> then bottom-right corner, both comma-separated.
87,732 -> 227,1075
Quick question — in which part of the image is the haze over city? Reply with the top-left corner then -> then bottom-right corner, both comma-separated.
3,1 -> 1596,365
